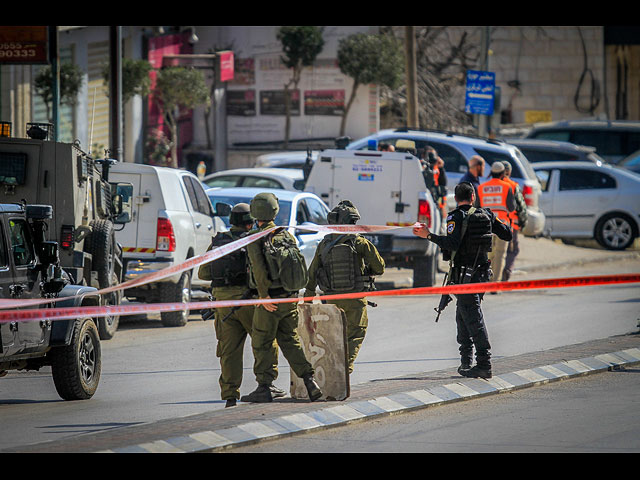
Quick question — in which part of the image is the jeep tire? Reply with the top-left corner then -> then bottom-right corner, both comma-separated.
50,317 -> 102,401
86,220 -> 120,339
160,270 -> 192,327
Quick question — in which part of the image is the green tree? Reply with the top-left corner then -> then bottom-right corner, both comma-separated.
102,58 -> 152,103
34,62 -> 84,124
276,26 -> 324,147
337,33 -> 404,136
153,67 -> 210,168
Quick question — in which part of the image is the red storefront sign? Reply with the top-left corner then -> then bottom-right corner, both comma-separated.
219,51 -> 234,82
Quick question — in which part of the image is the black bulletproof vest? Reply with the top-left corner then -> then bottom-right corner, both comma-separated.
209,231 -> 248,287
454,207 -> 493,266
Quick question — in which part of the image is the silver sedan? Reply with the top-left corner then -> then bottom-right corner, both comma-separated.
533,161 -> 640,250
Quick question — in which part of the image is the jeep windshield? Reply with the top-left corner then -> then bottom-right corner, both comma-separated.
207,194 -> 292,228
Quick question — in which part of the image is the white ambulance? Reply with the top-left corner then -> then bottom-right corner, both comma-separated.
304,147 -> 441,287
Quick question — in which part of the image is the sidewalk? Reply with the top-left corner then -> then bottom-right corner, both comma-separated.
3,236 -> 639,454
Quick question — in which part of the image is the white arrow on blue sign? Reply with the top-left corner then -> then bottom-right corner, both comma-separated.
465,70 -> 495,115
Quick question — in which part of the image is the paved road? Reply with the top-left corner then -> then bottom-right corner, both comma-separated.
229,363 -> 640,453
0,238 -> 638,452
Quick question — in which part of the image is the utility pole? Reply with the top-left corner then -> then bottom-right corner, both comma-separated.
48,26 -> 60,141
405,26 -> 419,128
477,26 -> 491,137
109,26 -> 123,161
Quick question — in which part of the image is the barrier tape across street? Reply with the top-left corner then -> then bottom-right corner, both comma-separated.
0,222 -> 638,324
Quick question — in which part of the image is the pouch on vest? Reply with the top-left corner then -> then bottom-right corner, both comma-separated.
261,229 -> 308,292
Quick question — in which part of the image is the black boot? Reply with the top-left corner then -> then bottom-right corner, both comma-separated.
460,365 -> 492,379
240,384 -> 273,403
302,374 -> 322,402
225,398 -> 237,408
457,359 -> 472,376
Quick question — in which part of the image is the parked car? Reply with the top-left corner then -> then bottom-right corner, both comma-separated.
525,120 -> 640,164
506,138 -> 607,164
202,167 -> 305,191
109,163 -> 227,327
304,148 -> 441,287
617,149 -> 640,174
346,128 -> 545,237
205,187 -> 330,268
0,203 -> 102,400
254,150 -> 319,169
532,161 -> 640,250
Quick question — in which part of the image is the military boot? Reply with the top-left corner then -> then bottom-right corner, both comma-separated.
225,398 -> 237,408
302,374 -> 323,402
460,365 -> 492,379
240,384 -> 274,403
457,358 -> 472,376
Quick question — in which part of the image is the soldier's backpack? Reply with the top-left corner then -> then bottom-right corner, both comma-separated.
261,228 -> 308,292
208,231 -> 249,287
316,234 -> 372,293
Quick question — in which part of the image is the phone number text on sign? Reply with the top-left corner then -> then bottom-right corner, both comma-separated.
0,43 -> 47,64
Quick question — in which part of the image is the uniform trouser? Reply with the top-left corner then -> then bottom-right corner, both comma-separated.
251,300 -> 314,385
488,235 -> 509,282
454,268 -> 492,368
214,303 -> 254,400
502,230 -> 520,281
329,298 -> 368,374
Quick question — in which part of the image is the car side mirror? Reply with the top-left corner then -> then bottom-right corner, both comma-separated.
39,241 -> 59,265
111,182 -> 133,224
215,202 -> 232,217
295,221 -> 316,235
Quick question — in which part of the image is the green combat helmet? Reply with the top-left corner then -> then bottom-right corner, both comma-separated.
250,192 -> 279,221
327,200 -> 360,225
229,202 -> 253,226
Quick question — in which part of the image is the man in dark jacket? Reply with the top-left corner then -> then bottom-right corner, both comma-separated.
413,182 -> 512,379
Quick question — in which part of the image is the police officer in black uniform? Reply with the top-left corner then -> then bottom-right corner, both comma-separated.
413,182 -> 512,379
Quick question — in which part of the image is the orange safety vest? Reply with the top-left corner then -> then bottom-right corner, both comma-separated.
432,165 -> 445,208
478,177 -> 513,226
502,176 -> 520,230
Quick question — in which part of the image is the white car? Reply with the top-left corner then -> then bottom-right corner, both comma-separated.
532,161 -> 640,250
205,186 -> 330,267
109,163 -> 227,327
201,167 -> 305,191
254,150 -> 319,169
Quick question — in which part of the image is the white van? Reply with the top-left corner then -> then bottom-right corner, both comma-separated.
109,163 -> 226,327
304,149 -> 441,287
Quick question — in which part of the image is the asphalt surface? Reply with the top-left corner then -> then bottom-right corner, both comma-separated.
2,236 -> 639,453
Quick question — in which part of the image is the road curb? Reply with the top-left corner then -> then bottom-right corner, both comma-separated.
97,346 -> 640,453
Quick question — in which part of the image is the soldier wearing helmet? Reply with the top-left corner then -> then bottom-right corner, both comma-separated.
198,202 -> 254,408
304,200 -> 385,374
241,192 -> 323,403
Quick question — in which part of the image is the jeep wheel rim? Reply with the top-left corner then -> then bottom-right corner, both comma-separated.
602,217 -> 632,248
79,331 -> 96,383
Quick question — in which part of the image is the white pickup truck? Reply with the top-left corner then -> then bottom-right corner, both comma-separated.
109,163 -> 226,327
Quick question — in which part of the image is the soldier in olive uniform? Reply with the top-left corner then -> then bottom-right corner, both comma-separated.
304,200 -> 385,374
414,182 -> 512,379
240,192 -> 323,403
198,203 -> 254,408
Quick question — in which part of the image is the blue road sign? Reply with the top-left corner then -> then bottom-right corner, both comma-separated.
465,70 -> 495,115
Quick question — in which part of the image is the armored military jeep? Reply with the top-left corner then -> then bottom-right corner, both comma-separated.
0,124 -> 133,340
0,203 -> 103,400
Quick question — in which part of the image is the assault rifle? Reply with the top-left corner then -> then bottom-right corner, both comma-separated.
434,269 -> 452,323
201,290 -> 254,322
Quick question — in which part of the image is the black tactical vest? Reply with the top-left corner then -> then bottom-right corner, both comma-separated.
454,207 -> 493,266
209,231 -> 249,287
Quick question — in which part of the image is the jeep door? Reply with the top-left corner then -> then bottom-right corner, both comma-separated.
4,216 -> 47,352
0,217 -> 16,357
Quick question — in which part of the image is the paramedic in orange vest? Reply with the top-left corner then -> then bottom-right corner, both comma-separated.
477,162 -> 515,287
500,161 -> 528,281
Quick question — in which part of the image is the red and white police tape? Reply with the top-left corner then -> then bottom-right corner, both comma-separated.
0,221 -> 638,324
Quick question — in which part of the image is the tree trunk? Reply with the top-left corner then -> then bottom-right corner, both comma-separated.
340,79 -> 360,137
